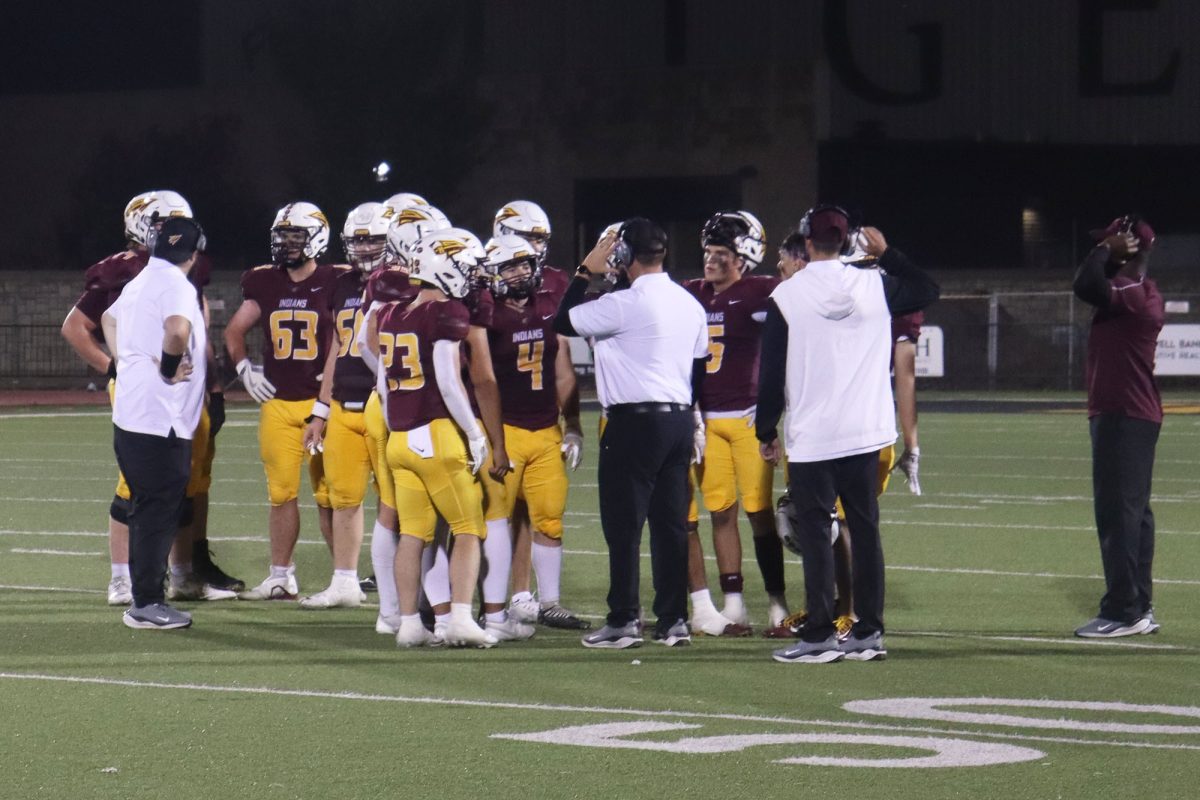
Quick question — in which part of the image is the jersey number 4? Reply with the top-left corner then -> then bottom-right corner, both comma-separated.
379,332 -> 424,391
517,340 -> 545,391
269,309 -> 320,361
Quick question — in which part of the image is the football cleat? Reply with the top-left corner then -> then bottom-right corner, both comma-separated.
375,614 -> 401,635
692,605 -> 751,637
192,544 -> 245,593
537,603 -> 591,630
720,599 -> 750,627
444,618 -> 499,649
834,614 -> 856,642
107,576 -> 133,606
360,574 -> 378,593
763,610 -> 807,639
767,597 -> 790,628
485,616 -> 536,642
238,573 -> 299,601
396,617 -> 436,648
508,593 -> 540,624
167,576 -> 238,602
298,576 -> 364,609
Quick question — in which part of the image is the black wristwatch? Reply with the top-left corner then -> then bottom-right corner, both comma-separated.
575,264 -> 591,279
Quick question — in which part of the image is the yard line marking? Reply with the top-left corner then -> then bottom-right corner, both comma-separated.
882,519 -> 1200,537
9,547 -> 100,556
0,584 -> 105,594
2,672 -> 1199,753
911,504 -> 984,510
0,412 -> 111,420
905,631 -> 1194,652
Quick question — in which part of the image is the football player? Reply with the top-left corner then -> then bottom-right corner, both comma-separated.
61,191 -> 238,604
296,202 -> 392,608
478,235 -> 585,636
683,211 -> 789,635
225,202 -> 343,600
374,232 -> 498,648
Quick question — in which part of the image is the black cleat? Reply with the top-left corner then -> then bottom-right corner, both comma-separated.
538,603 -> 592,630
192,542 -> 245,593
359,574 -> 378,593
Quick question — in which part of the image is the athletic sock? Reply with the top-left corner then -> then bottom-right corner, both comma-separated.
111,563 -> 130,580
450,603 -> 476,626
532,541 -> 562,606
485,610 -> 507,624
333,568 -> 358,582
270,564 -> 290,580
423,546 -> 451,607
481,518 -> 512,605
752,534 -> 786,595
690,588 -> 719,615
371,521 -> 400,618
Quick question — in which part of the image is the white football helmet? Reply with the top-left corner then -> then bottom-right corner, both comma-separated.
408,228 -> 485,299
341,202 -> 391,272
384,204 -> 453,270
598,222 -> 624,283
484,234 -> 541,299
124,190 -> 193,246
382,192 -> 430,221
271,201 -> 330,266
492,200 -> 551,255
701,210 -> 766,273
840,228 -> 876,267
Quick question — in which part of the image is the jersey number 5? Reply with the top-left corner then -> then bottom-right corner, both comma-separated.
336,308 -> 365,358
269,309 -> 320,361
706,324 -> 725,374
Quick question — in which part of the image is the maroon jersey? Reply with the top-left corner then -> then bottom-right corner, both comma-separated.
380,298 -> 471,431
892,311 -> 924,343
365,267 -> 419,305
74,250 -> 148,341
489,288 -> 564,431
1087,276 -> 1164,423
331,269 -> 374,405
240,263 -> 344,401
540,265 -> 570,298
190,252 -> 213,303
684,275 -> 779,412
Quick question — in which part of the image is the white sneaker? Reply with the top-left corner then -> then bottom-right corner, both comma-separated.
509,594 -> 539,623
237,573 -> 299,601
692,605 -> 742,637
107,576 -> 132,606
375,614 -> 401,635
445,618 -> 499,648
767,597 -> 789,628
395,617 -> 435,647
299,577 -> 363,609
485,616 -> 536,642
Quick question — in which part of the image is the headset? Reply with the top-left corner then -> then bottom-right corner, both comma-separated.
147,218 -> 207,258
610,217 -> 664,269
797,203 -> 854,255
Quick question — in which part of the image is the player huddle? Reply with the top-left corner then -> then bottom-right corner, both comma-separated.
65,191 -> 922,648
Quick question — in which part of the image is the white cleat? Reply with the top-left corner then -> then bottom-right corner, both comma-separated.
237,573 -> 299,601
508,594 -> 540,623
692,605 -> 742,637
721,601 -> 750,627
485,616 -> 536,642
107,576 -> 133,606
445,619 -> 499,648
430,620 -> 448,647
767,597 -> 790,628
167,576 -> 238,602
395,617 -> 436,647
299,577 -> 364,609
375,614 -> 402,635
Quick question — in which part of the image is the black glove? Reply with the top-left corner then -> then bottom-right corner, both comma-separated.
208,391 -> 225,438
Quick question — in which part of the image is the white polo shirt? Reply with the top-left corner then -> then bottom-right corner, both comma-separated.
108,257 -> 207,438
569,272 -> 708,407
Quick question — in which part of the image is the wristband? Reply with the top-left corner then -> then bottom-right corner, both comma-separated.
106,359 -> 118,380
310,400 -> 331,421
236,358 -> 253,376
160,351 -> 183,379
575,264 -> 591,279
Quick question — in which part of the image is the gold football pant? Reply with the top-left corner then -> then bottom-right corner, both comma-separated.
323,401 -> 383,510
364,391 -> 395,509
699,415 -> 774,514
484,424 -> 568,538
386,418 -> 485,542
259,398 -> 329,507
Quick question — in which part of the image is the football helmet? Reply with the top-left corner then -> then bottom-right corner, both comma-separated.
271,201 -> 330,267
492,200 -> 551,256
341,202 -> 390,272
598,222 -> 624,285
484,234 -> 541,299
408,228 -> 485,299
701,210 -> 766,273
382,192 -> 430,215
384,204 -> 452,270
839,228 -> 876,267
124,190 -> 194,247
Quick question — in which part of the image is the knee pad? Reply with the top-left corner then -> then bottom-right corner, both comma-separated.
109,495 -> 131,525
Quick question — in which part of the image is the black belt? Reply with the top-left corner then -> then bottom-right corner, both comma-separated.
607,402 -> 691,416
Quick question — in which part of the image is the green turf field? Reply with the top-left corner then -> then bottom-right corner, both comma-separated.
2,404 -> 1198,799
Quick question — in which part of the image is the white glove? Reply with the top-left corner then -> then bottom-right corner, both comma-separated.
467,433 -> 489,476
561,431 -> 583,471
895,447 -> 921,496
691,411 -> 706,465
237,358 -> 276,404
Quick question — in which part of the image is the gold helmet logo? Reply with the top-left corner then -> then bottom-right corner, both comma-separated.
125,197 -> 153,216
397,208 -> 430,224
432,239 -> 468,257
308,210 -> 329,228
168,234 -> 182,245
497,206 -> 520,221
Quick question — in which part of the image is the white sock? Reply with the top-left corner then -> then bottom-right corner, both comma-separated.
371,522 -> 400,618
434,612 -> 450,627
450,602 -> 475,625
482,519 -> 512,605
111,563 -> 130,580
532,541 -> 562,606
511,590 -> 534,604
333,568 -> 358,583
690,588 -> 718,615
485,610 -> 507,624
722,593 -> 746,619
423,545 -> 451,607
270,564 -> 290,580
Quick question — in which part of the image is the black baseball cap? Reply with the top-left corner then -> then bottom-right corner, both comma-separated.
153,217 -> 206,263
622,218 -> 668,257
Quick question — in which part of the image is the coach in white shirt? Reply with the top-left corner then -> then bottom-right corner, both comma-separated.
554,219 -> 708,649
102,217 -> 208,631
756,205 -> 939,664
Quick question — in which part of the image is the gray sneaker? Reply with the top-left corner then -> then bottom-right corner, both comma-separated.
581,621 -> 643,649
840,630 -> 887,661
651,620 -> 691,647
1140,609 -> 1161,634
1074,616 -> 1151,638
772,635 -> 843,663
123,603 -> 192,630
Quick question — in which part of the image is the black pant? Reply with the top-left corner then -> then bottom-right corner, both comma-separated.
597,408 -> 693,630
1090,414 -> 1159,622
787,451 -> 885,642
113,425 -> 192,606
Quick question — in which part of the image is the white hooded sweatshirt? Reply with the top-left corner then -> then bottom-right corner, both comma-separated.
769,258 -> 896,462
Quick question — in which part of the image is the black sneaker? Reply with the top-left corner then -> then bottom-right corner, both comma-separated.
538,603 -> 591,630
192,542 -> 245,593
651,620 -> 691,647
359,574 -> 378,593
581,622 -> 643,649
123,602 -> 192,630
